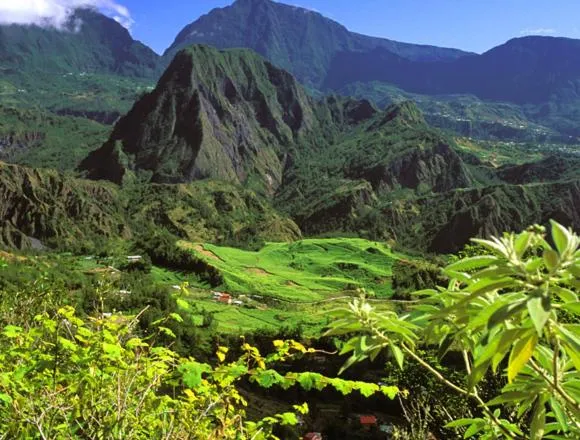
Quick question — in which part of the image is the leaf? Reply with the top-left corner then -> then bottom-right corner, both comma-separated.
58,337 -> 77,351
176,298 -> 190,311
463,420 -> 485,438
508,332 -> 537,383
180,362 -> 211,389
379,385 -> 398,399
488,301 -> 526,330
561,302 -> 580,314
527,296 -> 551,336
549,397 -> 568,433
102,342 -> 123,359
3,325 -> 23,338
169,313 -> 184,323
254,370 -> 284,388
445,256 -> 498,273
543,249 -> 559,272
514,231 -> 531,257
552,287 -> 578,304
277,412 -> 298,426
487,391 -> 530,406
389,343 -> 404,370
551,220 -> 571,256
158,327 -> 176,339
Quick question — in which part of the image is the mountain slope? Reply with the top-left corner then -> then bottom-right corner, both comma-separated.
324,37 -> 580,105
79,45 -> 376,192
0,8 -> 159,78
0,161 -> 300,250
164,0 -> 469,88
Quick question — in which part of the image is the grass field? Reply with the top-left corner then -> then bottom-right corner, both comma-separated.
1,239 -> 408,336
179,238 -> 406,302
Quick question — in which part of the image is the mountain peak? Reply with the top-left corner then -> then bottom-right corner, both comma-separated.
0,8 -> 160,77
80,45 -> 316,188
164,0 -> 470,88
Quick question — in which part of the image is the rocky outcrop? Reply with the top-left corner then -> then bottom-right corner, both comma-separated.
0,161 -> 126,249
80,46 -> 318,192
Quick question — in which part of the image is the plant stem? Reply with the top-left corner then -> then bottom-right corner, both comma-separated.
529,359 -> 580,415
399,344 -> 519,440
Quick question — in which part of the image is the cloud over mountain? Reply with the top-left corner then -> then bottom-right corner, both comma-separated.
0,0 -> 133,29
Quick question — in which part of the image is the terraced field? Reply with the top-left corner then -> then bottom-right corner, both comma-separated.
180,238 -> 407,302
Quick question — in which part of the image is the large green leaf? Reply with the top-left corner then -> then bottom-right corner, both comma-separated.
508,332 -> 537,383
527,296 -> 551,335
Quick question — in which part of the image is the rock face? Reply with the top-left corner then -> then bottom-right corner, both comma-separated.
80,45 -> 317,191
0,161 -> 126,249
164,0 -> 469,88
0,161 -> 301,250
379,181 -> 580,253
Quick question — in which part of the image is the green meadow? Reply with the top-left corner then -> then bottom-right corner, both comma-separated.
180,238 -> 406,302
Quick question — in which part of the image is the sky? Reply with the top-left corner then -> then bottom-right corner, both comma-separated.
1,0 -> 579,54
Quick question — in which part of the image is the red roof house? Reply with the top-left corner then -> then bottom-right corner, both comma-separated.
360,415 -> 378,427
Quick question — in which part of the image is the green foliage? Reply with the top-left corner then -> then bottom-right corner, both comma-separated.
0,304 -> 396,438
0,105 -> 109,171
329,221 -> 580,438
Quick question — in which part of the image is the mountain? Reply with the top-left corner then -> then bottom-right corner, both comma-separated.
0,8 -> 159,78
324,36 -> 580,105
77,44 -> 580,253
164,0 -> 470,88
0,9 -> 160,124
79,45 -> 377,192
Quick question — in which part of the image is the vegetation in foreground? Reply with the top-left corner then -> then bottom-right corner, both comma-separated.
0,222 -> 577,438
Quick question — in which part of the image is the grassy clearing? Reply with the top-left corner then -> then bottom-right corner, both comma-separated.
180,238 -> 406,302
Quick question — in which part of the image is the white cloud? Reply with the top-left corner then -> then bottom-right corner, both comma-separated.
519,27 -> 557,36
0,0 -> 134,30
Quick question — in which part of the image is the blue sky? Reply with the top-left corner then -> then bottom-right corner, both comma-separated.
120,0 -> 579,54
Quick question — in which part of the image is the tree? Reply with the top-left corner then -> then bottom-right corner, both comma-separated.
329,221 -> 580,438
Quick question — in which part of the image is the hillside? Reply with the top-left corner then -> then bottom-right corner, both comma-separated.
0,9 -> 159,123
75,45 -> 580,253
0,105 -> 109,170
0,8 -> 159,78
164,0 -> 469,88
0,161 -> 299,250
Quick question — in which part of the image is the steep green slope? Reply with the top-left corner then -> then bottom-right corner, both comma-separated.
79,45 -> 374,192
0,105 -> 109,170
181,238 -> 405,301
0,9 -> 159,78
164,0 -> 469,88
0,161 -> 126,250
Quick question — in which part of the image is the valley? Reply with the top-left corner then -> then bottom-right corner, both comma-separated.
0,0 -> 578,438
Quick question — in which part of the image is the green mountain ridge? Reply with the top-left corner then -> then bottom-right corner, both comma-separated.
0,8 -> 159,77
165,0 -> 580,143
79,45 -> 375,191
72,46 -> 580,253
0,160 -> 300,250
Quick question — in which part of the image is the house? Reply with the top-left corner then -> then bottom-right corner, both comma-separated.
232,300 -> 244,306
303,433 -> 322,440
127,255 -> 143,262
216,293 -> 232,304
359,415 -> 378,428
